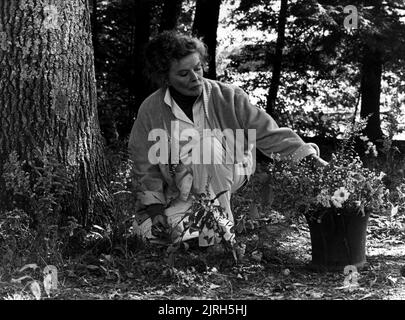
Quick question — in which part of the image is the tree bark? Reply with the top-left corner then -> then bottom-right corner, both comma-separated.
90,0 -> 99,71
266,0 -> 288,117
159,0 -> 183,32
0,0 -> 112,226
192,0 -> 222,80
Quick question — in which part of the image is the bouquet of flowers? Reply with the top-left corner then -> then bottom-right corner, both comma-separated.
266,148 -> 391,222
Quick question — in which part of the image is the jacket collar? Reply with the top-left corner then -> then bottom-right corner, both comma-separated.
161,78 -> 213,121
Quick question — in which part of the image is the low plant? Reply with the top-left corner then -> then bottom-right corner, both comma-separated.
164,189 -> 238,265
0,151 -> 74,269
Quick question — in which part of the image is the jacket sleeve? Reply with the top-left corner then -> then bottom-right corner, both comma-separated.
233,87 -> 319,162
128,104 -> 167,207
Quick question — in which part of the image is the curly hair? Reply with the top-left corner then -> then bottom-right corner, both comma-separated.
143,31 -> 208,87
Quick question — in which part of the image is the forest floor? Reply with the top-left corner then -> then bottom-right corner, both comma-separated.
1,214 -> 404,301
2,151 -> 405,302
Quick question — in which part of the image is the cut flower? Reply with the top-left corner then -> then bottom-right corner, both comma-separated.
332,187 -> 350,204
331,197 -> 343,208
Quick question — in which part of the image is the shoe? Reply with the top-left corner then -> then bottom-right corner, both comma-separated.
132,214 -> 156,240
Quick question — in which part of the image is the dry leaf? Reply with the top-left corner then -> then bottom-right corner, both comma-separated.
19,264 -> 39,273
43,265 -> 58,290
30,281 -> 41,300
86,265 -> 100,271
11,275 -> 33,283
391,205 -> 399,217
311,292 -> 324,299
359,293 -> 375,300
43,274 -> 52,297
387,276 -> 398,285
209,284 -> 221,290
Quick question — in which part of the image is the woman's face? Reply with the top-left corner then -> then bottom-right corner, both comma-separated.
168,52 -> 203,96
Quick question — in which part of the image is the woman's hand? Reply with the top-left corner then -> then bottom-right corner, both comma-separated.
147,204 -> 168,237
309,154 -> 328,167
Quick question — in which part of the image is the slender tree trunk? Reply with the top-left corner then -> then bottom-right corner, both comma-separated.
360,43 -> 384,142
0,0 -> 112,226
159,0 -> 183,32
360,0 -> 384,142
266,0 -> 288,117
132,0 -> 153,119
192,0 -> 222,80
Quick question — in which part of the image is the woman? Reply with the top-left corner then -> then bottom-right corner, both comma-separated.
128,31 -> 327,246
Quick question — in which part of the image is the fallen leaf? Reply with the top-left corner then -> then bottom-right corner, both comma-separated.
43,274 -> 53,297
209,284 -> 221,290
11,275 -> 33,283
93,225 -> 105,231
19,264 -> 39,273
387,276 -> 398,285
311,292 -> 324,299
30,281 -> 41,300
391,205 -> 398,217
43,265 -> 58,290
103,255 -> 113,262
359,293 -> 375,300
86,265 -> 100,271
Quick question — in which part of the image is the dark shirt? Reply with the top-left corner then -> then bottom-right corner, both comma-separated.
169,86 -> 198,122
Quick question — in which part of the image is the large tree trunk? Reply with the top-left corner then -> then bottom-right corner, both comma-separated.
266,0 -> 288,118
192,0 -> 222,80
90,0 -> 99,71
0,0 -> 112,227
159,0 -> 183,32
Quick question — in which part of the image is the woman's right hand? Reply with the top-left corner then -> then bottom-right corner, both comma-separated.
309,154 -> 329,167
